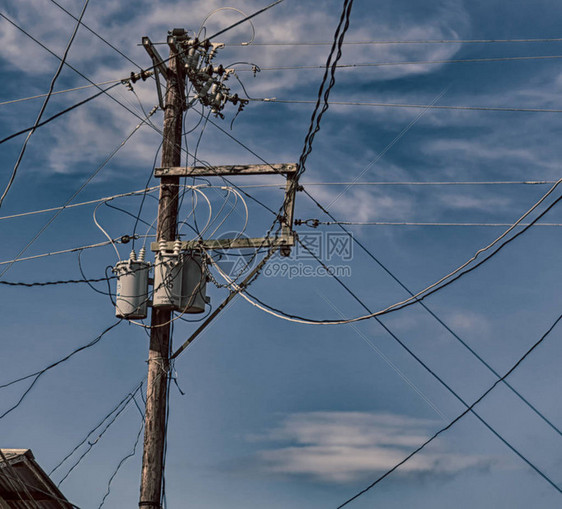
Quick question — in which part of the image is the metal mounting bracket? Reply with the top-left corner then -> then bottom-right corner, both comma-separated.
153,163 -> 298,256
142,36 -> 169,110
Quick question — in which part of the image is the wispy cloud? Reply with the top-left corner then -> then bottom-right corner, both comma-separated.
250,411 -> 493,483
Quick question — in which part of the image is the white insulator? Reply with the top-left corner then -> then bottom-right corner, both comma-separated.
129,249 -> 137,261
159,240 -> 166,251
138,247 -> 146,262
210,83 -> 218,95
114,259 -> 150,319
173,239 -> 182,255
179,252 -> 209,314
153,252 -> 182,309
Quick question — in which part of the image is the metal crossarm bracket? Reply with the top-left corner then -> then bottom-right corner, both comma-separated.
142,36 -> 169,110
153,163 -> 298,256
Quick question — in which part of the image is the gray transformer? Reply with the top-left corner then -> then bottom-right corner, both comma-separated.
152,245 -> 209,314
114,252 -> 150,319
179,252 -> 208,314
152,251 -> 182,310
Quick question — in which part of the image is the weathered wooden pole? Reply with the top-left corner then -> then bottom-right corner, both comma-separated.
139,38 -> 185,509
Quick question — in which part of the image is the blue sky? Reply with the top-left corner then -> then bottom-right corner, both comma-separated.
1,0 -> 562,507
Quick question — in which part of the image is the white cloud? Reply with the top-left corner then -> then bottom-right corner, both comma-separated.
252,411 -> 492,483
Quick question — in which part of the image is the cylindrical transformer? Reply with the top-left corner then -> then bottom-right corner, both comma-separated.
114,259 -> 150,319
179,252 -> 208,314
153,251 -> 182,309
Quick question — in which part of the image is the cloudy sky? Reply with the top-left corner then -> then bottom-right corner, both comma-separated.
1,0 -> 562,507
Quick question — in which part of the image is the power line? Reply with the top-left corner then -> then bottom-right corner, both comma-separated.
56,383 -> 143,486
0,0 -> 90,208
0,236 -> 143,267
301,220 -> 562,227
0,82 -> 121,146
50,379 -> 145,477
0,321 -> 122,421
238,180 -> 558,188
203,0 -> 285,42
242,54 -> 562,71
251,97 -> 562,113
296,0 -> 354,178
0,275 -> 114,287
98,416 -> 144,508
0,186 -> 160,222
0,79 -> 123,107
46,0 -> 143,70
336,310 -> 562,507
230,37 -> 562,46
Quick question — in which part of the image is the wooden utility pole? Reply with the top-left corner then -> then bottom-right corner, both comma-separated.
139,41 -> 185,509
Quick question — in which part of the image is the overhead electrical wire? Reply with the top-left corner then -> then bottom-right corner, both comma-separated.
336,310 -> 562,507
0,82 -> 120,146
0,275 -> 114,287
287,180 -> 557,187
242,54 -> 562,71
0,236 -> 144,267
49,378 -> 145,477
0,187 -> 160,222
0,321 -> 122,421
198,7 -> 256,45
303,220 -> 562,227
193,36 -> 562,447
237,180 -> 558,188
0,0 -> 90,208
203,0 -> 285,43
186,25 -> 560,468
56,383 -> 144,486
7,0 -> 556,476
12,1 -> 552,498
31,0 -> 556,496
230,36 -> 562,46
295,0 -> 354,178
98,417 -> 144,509
46,0 -> 143,70
251,97 -> 562,113
198,84 -> 562,439
0,79 -> 124,107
